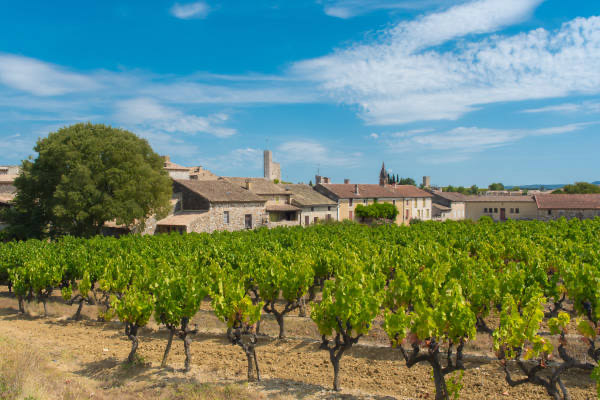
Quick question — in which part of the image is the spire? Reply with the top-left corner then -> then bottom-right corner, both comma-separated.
379,162 -> 388,186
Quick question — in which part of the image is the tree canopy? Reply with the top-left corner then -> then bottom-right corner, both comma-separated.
552,182 -> 600,194
488,182 -> 505,191
2,123 -> 172,239
355,203 -> 399,220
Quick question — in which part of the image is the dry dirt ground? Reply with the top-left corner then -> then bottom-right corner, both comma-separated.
0,288 -> 596,400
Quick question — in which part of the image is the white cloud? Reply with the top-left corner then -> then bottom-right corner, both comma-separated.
522,101 -> 600,114
170,2 -> 210,19
294,1 -> 600,125
201,148 -> 263,176
369,132 -> 379,139
0,53 -> 99,96
115,97 -> 236,137
277,140 -> 362,167
386,123 -> 592,156
320,0 -> 460,19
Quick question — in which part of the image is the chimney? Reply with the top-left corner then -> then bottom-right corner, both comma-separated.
315,175 -> 322,184
245,179 -> 253,191
354,184 -> 360,195
323,177 -> 330,184
344,179 -> 350,184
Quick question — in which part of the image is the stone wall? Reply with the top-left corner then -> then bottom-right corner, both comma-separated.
465,201 -> 537,221
0,183 -> 16,194
537,209 -> 600,221
188,202 -> 267,233
298,205 -> 337,226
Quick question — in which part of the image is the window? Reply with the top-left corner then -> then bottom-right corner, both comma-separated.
413,199 -> 417,208
516,208 -> 520,214
223,211 -> 230,224
426,209 -> 430,218
393,200 -> 396,206
328,206 -> 332,211
326,214 -> 332,221
363,199 -> 368,205
494,208 -> 498,213
349,198 -> 353,207
314,217 -> 319,223
311,207 -> 315,212
406,200 -> 410,206
244,214 -> 252,229
484,208 -> 488,213
510,208 -> 514,213
548,210 -> 552,216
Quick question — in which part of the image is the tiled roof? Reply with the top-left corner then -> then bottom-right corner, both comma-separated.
315,184 -> 432,199
224,177 -> 290,195
266,204 -> 301,212
432,203 -> 452,212
535,194 -> 600,210
156,212 -> 207,227
175,179 -> 265,203
284,184 -> 336,206
462,195 -> 535,203
431,191 -> 468,202
163,161 -> 190,171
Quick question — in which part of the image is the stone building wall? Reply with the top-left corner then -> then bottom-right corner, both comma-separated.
537,209 -> 600,221
465,201 -> 537,221
173,181 -> 210,210
298,205 -> 337,225
0,183 -> 16,194
188,202 -> 267,233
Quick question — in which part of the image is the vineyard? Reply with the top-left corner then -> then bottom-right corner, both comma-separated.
0,219 -> 599,400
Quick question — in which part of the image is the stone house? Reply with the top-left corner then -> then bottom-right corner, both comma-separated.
162,156 -> 218,181
463,195 -> 537,221
429,191 -> 466,221
535,194 -> 600,220
224,177 -> 300,227
155,179 -> 268,233
315,183 -> 432,225
283,183 -> 338,225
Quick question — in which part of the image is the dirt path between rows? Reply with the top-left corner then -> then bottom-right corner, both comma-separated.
0,292 -> 595,400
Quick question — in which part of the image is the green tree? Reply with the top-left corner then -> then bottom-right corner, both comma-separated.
399,177 -> 416,186
469,185 -> 479,195
488,182 -> 505,191
3,123 -> 172,239
553,182 -> 600,194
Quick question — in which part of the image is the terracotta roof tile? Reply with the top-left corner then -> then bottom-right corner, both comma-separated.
315,184 -> 432,199
535,194 -> 600,210
156,212 -> 208,227
462,195 -> 535,203
266,204 -> 301,212
175,179 -> 265,203
224,177 -> 290,195
284,184 -> 336,206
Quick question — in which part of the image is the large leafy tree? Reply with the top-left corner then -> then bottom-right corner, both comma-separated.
3,123 -> 171,238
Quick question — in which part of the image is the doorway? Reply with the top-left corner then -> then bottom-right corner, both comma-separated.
245,214 -> 252,229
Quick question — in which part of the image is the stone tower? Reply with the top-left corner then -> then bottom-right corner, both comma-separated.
379,162 -> 388,186
263,150 -> 281,181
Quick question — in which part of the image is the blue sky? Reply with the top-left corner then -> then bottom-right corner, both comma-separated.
0,0 -> 598,186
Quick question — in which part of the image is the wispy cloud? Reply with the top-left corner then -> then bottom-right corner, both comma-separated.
522,101 -> 600,114
115,98 -> 236,137
170,2 -> 210,19
0,53 -> 99,96
319,0 -> 459,19
384,123 -> 593,158
277,140 -> 362,167
295,0 -> 600,125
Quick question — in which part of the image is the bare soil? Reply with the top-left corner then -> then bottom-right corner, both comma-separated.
0,288 -> 595,400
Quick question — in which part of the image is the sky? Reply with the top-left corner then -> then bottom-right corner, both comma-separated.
0,0 -> 598,187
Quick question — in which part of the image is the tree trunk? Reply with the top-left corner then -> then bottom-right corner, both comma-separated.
332,356 -> 341,391
42,299 -> 48,317
183,333 -> 192,372
253,345 -> 261,381
298,297 -> 307,317
161,329 -> 175,368
246,348 -> 255,381
255,319 -> 261,335
73,299 -> 84,320
276,314 -> 285,339
432,362 -> 449,400
18,297 -> 24,314
127,324 -> 139,363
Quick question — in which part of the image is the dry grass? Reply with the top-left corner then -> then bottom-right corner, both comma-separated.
166,383 -> 268,400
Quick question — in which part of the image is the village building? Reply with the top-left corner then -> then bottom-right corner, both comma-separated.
224,177 -> 299,227
283,183 -> 338,225
429,191 -> 467,221
155,179 -> 268,234
0,166 -> 19,231
463,195 -> 537,221
534,194 -> 600,220
263,150 -> 281,181
315,182 -> 432,225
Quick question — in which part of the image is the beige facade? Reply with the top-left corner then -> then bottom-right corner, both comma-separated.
297,205 -> 336,226
464,197 -> 537,221
537,208 -> 600,221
